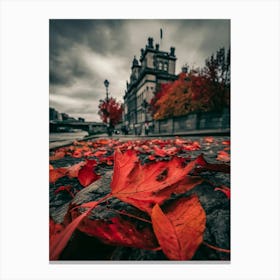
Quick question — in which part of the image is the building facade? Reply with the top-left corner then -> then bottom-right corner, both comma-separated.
123,37 -> 177,135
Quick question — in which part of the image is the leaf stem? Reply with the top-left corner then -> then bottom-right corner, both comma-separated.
203,241 -> 230,253
113,209 -> 152,224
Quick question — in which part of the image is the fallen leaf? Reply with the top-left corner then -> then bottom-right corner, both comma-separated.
49,218 -> 64,244
78,160 -> 100,187
50,151 -> 65,161
204,137 -> 214,143
93,150 -> 107,157
214,186 -> 230,199
50,168 -> 67,184
78,211 -> 158,250
217,151 -> 230,162
182,141 -> 201,151
195,154 -> 230,174
67,161 -> 85,178
153,145 -> 167,157
111,150 -> 200,213
50,194 -> 111,260
54,185 -> 74,198
151,195 -> 206,260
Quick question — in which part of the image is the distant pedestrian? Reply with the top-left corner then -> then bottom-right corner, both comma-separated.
144,122 -> 149,136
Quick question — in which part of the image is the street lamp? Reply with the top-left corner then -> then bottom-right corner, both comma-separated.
104,79 -> 111,135
104,79 -> 109,101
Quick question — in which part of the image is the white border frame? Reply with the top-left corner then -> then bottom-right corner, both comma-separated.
1,0 -> 279,279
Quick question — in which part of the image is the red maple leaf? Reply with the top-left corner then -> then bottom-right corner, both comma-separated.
151,195 -> 206,260
50,195 -> 111,260
78,211 -> 158,250
111,150 -> 202,214
77,159 -> 100,187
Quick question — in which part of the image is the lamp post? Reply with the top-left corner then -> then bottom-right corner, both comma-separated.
104,79 -> 111,136
104,79 -> 109,101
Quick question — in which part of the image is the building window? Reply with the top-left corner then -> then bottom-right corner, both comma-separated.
163,63 -> 168,71
158,62 -> 163,70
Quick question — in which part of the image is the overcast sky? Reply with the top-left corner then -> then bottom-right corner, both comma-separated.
49,19 -> 230,122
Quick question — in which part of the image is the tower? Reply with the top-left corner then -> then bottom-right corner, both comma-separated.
123,37 -> 177,134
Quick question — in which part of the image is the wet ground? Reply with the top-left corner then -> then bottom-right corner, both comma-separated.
50,136 -> 230,261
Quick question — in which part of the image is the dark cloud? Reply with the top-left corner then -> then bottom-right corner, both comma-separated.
49,19 -> 230,121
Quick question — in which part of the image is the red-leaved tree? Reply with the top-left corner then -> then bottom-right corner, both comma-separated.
98,97 -> 123,129
150,47 -> 230,120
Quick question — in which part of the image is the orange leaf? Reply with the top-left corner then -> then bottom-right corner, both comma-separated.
204,136 -> 214,143
217,151 -> 230,162
67,161 -> 85,178
49,168 -> 67,184
50,151 -> 65,161
151,195 -> 206,260
93,150 -> 107,157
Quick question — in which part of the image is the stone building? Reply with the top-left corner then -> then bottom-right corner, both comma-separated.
123,37 -> 177,135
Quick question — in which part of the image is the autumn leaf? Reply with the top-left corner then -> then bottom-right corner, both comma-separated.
78,159 -> 100,187
67,161 -> 85,178
49,218 -> 64,244
54,185 -> 74,198
50,209 -> 91,260
214,186 -> 230,199
222,140 -> 230,145
50,168 -> 67,184
217,151 -> 230,162
50,150 -> 65,161
151,195 -> 206,260
111,150 -> 201,213
93,150 -> 107,157
153,145 -> 167,157
182,141 -> 201,151
204,136 -> 214,143
50,194 -> 111,260
195,154 -> 230,174
78,210 -> 158,250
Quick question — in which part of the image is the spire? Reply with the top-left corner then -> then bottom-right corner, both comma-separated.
132,55 -> 139,67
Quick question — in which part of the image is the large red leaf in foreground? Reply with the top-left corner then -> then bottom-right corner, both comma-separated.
151,195 -> 206,260
50,195 -> 111,260
78,213 -> 158,250
111,150 -> 201,213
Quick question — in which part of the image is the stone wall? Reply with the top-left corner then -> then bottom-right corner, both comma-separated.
154,108 -> 230,134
